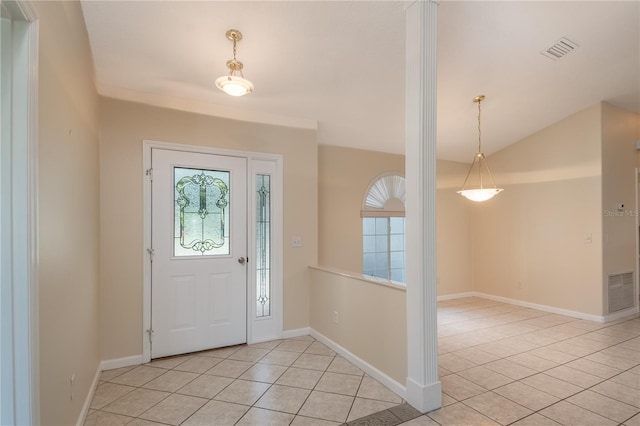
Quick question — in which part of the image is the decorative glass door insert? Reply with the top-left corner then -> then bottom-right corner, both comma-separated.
174,167 -> 230,257
256,174 -> 271,317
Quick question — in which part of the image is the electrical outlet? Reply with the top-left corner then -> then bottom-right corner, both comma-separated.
333,311 -> 339,323
292,236 -> 303,248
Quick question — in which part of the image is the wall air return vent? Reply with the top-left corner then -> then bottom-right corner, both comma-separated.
541,37 -> 579,61
608,272 -> 634,313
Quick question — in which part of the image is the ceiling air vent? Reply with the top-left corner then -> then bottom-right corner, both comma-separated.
541,37 -> 579,60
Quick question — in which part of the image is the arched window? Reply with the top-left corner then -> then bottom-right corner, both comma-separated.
362,174 -> 405,282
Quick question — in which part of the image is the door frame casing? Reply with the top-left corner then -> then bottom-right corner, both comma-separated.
0,1 -> 39,424
142,140 -> 283,362
635,167 -> 639,310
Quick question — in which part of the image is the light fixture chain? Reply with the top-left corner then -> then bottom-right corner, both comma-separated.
216,29 -> 253,96
457,94 -> 503,201
232,37 -> 237,61
477,98 -> 482,153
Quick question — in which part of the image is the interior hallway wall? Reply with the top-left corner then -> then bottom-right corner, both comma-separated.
36,1 -> 101,424
99,98 -> 317,361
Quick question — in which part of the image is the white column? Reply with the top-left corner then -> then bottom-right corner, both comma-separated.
404,0 -> 441,413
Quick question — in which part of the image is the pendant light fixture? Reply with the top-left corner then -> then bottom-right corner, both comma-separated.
457,95 -> 504,202
215,29 -> 254,97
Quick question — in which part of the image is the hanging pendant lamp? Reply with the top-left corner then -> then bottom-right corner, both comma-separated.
457,95 -> 504,202
215,29 -> 254,96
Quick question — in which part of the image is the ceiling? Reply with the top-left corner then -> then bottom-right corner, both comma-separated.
81,1 -> 640,163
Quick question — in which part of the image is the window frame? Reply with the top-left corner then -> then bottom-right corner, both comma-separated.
363,215 -> 405,282
361,174 -> 406,283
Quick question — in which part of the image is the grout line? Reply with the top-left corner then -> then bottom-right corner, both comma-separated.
86,300 -> 639,426
343,370 -> 366,423
435,299 -> 640,425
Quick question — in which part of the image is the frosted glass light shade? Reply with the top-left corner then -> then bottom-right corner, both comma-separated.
215,75 -> 254,96
457,188 -> 504,202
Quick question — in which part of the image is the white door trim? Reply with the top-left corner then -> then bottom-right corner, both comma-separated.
633,167 -> 640,310
142,140 -> 283,362
0,1 -> 39,423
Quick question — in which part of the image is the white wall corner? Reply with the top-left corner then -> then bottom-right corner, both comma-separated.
405,378 -> 442,413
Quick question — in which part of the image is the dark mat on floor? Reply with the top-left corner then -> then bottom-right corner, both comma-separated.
344,403 -> 423,426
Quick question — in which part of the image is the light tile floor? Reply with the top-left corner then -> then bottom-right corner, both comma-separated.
86,297 -> 640,426
424,297 -> 640,426
85,335 -> 404,426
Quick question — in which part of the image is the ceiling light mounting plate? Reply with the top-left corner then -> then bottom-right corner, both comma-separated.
226,29 -> 243,42
473,95 -> 485,103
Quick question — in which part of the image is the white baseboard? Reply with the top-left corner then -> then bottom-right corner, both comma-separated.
76,364 -> 102,426
405,377 -> 442,413
472,292 -> 605,322
282,327 -> 311,339
101,355 -> 144,371
309,328 -> 406,400
101,329 -> 311,371
437,292 -> 474,301
439,291 -> 640,324
603,306 -> 640,323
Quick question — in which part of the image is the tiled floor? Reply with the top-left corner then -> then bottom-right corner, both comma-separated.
85,335 -> 405,426
86,297 -> 640,426
425,297 -> 640,426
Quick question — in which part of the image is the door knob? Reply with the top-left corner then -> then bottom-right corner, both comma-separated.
238,257 -> 246,264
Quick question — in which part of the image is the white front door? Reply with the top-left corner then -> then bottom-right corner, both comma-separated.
151,148 -> 247,358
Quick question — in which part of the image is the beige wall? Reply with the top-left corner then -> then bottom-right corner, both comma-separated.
472,104 -> 604,315
309,268 -> 407,384
436,160 -> 473,295
602,103 -> 640,313
36,1 -> 101,424
637,121 -> 640,166
318,145 -> 404,271
637,124 -> 640,166
317,145 -> 472,295
99,98 -> 317,360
